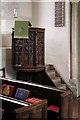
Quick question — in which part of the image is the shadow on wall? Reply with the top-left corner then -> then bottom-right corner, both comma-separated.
2,34 -> 12,47
31,2 -> 40,27
5,48 -> 16,79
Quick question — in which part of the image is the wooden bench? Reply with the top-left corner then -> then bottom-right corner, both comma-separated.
0,78 -> 72,120
1,95 -> 47,120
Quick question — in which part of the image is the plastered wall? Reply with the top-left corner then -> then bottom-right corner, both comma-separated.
0,1 -> 70,83
31,1 -> 70,83
0,1 -> 32,79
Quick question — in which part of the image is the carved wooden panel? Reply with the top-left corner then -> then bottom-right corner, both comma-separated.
37,32 -> 44,66
12,27 -> 45,71
12,39 -> 23,67
23,32 -> 34,68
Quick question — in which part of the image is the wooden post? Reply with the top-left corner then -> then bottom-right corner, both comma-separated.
60,90 -> 72,119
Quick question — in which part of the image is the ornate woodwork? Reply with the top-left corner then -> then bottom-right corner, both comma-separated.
12,27 -> 45,72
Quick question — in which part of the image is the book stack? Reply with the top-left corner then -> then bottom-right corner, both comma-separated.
26,97 -> 42,104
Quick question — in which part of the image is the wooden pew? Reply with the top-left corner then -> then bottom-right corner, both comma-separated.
0,77 -> 72,120
1,95 -> 47,120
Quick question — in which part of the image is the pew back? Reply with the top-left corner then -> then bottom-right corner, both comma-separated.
0,78 -> 72,120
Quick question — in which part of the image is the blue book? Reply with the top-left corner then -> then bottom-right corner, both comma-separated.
15,88 -> 30,101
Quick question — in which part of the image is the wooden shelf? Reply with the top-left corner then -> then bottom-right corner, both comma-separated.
0,94 -> 30,107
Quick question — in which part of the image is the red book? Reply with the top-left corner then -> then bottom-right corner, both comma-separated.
1,84 -> 15,97
26,97 -> 42,104
48,105 -> 59,112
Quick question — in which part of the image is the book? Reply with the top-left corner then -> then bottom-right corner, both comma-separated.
48,105 -> 59,113
26,97 -> 42,104
15,88 -> 30,101
1,84 -> 15,97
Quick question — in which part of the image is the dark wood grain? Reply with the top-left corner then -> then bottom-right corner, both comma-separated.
12,27 -> 45,72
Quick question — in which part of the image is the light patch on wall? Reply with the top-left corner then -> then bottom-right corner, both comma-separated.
1,20 -> 12,34
1,20 -> 6,34
31,0 -> 70,2
32,0 -> 53,2
2,34 -> 12,47
1,19 -> 12,47
1,0 -> 32,2
0,48 -> 2,68
1,2 -> 20,20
